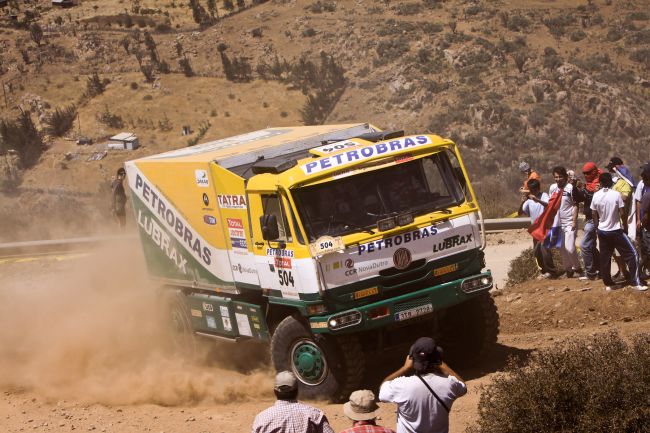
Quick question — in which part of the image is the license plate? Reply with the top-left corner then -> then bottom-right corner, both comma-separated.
394,304 -> 433,322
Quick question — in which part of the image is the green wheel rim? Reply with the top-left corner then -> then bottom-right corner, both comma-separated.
290,339 -> 328,385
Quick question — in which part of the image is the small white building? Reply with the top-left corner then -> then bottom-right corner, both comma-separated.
51,0 -> 78,7
108,132 -> 140,150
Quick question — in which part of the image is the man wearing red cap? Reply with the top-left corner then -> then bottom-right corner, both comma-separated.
574,162 -> 602,280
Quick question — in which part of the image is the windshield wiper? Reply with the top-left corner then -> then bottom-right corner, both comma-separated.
331,217 -> 375,235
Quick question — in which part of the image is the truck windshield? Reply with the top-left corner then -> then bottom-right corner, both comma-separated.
293,151 -> 466,242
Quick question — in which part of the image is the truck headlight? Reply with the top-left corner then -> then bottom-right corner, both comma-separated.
327,310 -> 362,330
461,275 -> 493,293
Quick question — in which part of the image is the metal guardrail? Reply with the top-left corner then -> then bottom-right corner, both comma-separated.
0,218 -> 531,258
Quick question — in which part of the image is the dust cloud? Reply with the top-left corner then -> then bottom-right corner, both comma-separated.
0,239 -> 273,406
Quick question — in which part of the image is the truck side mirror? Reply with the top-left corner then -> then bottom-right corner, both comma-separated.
260,214 -> 280,241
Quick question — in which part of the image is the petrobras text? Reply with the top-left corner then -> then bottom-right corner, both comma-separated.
358,225 -> 438,255
301,135 -> 432,175
133,173 -> 212,266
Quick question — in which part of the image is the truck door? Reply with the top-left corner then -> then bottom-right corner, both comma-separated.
249,191 -> 308,300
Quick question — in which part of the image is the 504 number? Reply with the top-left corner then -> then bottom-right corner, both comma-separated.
278,269 -> 295,287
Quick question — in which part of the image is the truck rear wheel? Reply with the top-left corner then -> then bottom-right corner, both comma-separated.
270,315 -> 364,402
437,292 -> 499,367
164,291 -> 199,359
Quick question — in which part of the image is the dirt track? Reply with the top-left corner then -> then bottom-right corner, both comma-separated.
1,238 -> 649,433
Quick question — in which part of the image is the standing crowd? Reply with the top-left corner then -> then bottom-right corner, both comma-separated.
251,337 -> 466,433
518,158 -> 650,291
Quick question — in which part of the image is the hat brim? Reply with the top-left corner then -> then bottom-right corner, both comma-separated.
343,402 -> 377,421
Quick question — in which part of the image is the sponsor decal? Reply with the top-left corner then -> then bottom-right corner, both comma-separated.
229,228 -> 246,238
232,264 -> 257,274
393,248 -> 412,270
203,215 -> 217,225
358,225 -> 438,255
353,287 -> 378,300
345,258 -> 354,268
227,218 -> 244,229
195,169 -> 209,187
202,302 -> 214,312
190,309 -> 203,318
301,135 -> 431,175
310,321 -> 328,329
433,263 -> 458,276
206,315 -> 217,328
133,173 -> 212,266
231,238 -> 248,249
202,193 -> 210,206
342,260 -> 390,276
218,194 -> 247,209
137,210 -> 188,273
310,140 -> 360,154
219,306 -> 230,318
266,248 -> 295,257
432,234 -> 473,253
274,257 -> 292,269
222,317 -> 232,331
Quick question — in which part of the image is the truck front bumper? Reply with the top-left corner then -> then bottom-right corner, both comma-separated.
308,271 -> 493,334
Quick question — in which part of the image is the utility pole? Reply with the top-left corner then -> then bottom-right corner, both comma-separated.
2,82 -> 7,109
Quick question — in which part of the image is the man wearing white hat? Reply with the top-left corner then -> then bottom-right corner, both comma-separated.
252,371 -> 334,433
339,390 -> 395,433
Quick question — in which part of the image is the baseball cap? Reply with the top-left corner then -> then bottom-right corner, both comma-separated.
606,156 -> 623,171
409,337 -> 443,373
518,161 -> 530,172
274,371 -> 298,392
343,390 -> 379,421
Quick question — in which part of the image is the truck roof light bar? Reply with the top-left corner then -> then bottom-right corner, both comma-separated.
251,158 -> 297,175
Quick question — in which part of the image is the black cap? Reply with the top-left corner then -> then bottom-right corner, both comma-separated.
606,157 -> 623,171
409,337 -> 443,373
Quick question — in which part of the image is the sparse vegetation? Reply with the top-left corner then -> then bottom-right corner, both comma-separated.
506,247 -> 538,286
0,111 -> 44,168
85,72 -> 106,98
96,106 -> 124,129
44,105 -> 77,137
469,332 -> 650,433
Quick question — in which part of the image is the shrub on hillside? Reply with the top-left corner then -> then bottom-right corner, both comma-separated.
468,332 -> 650,433
394,2 -> 422,16
44,105 -> 77,137
505,247 -> 538,286
0,111 -> 44,168
85,72 -> 106,97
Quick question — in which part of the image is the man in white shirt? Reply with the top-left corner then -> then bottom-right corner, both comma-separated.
590,172 -> 647,291
519,179 -> 557,278
379,337 -> 467,433
549,166 -> 582,277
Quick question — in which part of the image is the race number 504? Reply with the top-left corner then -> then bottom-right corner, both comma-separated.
278,269 -> 295,287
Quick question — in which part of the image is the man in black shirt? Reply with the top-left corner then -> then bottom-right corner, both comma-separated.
111,167 -> 127,228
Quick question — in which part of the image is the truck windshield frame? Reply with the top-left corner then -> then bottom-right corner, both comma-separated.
292,151 -> 466,242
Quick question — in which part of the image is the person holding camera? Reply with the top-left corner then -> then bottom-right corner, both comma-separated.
378,337 -> 467,433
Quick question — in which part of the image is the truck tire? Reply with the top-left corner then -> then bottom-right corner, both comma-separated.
270,315 -> 365,402
164,290 -> 199,359
437,292 -> 499,368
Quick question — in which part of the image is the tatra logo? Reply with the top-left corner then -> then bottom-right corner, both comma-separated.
218,194 -> 247,209
393,248 -> 412,270
432,234 -> 473,253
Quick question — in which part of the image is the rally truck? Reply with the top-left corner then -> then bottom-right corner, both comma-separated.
125,123 -> 498,400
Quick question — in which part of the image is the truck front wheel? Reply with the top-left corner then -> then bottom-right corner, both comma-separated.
270,315 -> 364,402
164,290 -> 199,359
437,292 -> 499,368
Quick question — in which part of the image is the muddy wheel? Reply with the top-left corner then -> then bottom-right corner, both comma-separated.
270,315 -> 364,402
437,292 -> 499,368
163,290 -> 198,359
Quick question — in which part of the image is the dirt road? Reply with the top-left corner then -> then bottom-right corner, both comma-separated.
1,238 -> 649,433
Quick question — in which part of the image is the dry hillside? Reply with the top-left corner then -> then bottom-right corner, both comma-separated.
0,0 -> 649,240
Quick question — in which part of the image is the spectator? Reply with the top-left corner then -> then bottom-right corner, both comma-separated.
637,164 -> 650,280
590,172 -> 647,291
607,159 -> 635,282
339,390 -> 395,433
574,162 -> 602,280
251,371 -> 334,433
518,179 -> 557,278
111,167 -> 127,228
518,161 -> 541,193
379,337 -> 466,433
549,167 -> 582,277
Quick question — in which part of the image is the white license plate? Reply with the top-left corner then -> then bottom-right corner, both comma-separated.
394,304 -> 433,322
